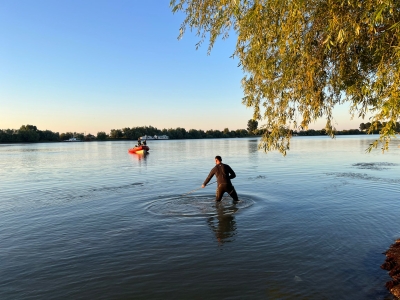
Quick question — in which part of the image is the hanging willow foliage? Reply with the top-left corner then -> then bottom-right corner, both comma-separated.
171,0 -> 400,155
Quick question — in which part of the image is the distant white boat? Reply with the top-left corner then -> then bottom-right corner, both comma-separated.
156,135 -> 169,140
64,137 -> 81,142
139,135 -> 169,140
140,135 -> 154,140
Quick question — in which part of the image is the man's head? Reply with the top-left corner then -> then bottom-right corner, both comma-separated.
215,155 -> 222,164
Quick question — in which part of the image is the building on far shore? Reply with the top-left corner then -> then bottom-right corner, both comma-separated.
139,135 -> 169,140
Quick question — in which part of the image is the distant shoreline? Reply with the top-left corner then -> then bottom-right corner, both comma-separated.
0,134 -> 383,145
1,123 -> 385,144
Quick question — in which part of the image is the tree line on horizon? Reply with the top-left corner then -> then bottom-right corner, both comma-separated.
0,122 -> 255,143
1,121 -> 395,143
359,122 -> 400,134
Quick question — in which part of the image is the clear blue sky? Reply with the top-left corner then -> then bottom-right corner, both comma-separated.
0,0 -> 364,134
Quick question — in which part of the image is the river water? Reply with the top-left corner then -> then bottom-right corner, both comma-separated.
1,136 -> 400,299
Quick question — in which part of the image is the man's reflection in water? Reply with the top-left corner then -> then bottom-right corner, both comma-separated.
207,201 -> 238,245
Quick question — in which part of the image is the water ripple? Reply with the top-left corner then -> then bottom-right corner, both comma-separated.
0,181 -> 145,213
146,195 -> 255,217
351,162 -> 399,170
326,172 -> 400,184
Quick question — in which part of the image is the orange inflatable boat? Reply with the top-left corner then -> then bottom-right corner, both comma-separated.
128,145 -> 150,154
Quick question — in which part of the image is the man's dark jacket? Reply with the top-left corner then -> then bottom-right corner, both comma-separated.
203,163 -> 236,186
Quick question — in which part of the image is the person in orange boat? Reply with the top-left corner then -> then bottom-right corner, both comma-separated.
202,155 -> 239,202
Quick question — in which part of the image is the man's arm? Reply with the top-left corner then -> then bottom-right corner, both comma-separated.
202,167 -> 216,188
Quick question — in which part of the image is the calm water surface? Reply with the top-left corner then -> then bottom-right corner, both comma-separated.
1,136 -> 400,299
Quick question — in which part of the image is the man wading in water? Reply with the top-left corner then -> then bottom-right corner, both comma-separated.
202,156 -> 239,202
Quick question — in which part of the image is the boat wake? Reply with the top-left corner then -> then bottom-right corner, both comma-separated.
146,195 -> 255,217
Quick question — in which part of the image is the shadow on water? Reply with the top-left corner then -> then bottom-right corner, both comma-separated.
207,201 -> 238,245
